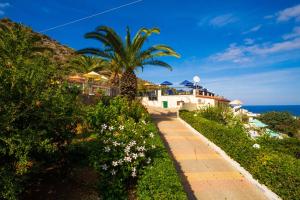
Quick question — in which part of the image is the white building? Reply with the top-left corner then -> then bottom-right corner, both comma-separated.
140,89 -> 229,110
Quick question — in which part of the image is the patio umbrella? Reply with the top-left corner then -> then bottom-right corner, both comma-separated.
160,81 -> 173,86
229,99 -> 243,105
94,75 -> 108,81
68,75 -> 85,83
83,71 -> 101,79
180,80 -> 192,85
144,82 -> 153,86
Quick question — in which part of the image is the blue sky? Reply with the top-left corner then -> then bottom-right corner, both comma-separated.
1,0 -> 300,105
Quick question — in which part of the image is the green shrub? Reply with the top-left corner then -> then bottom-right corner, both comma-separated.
180,110 -> 300,200
259,112 -> 300,137
197,106 -> 239,126
0,23 -> 82,199
87,98 -> 187,199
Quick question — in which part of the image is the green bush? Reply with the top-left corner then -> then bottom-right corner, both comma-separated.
196,106 -> 239,127
180,110 -> 300,200
87,97 -> 187,199
259,111 -> 300,137
0,22 -> 82,199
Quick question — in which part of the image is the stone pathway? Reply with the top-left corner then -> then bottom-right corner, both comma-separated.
148,107 -> 269,200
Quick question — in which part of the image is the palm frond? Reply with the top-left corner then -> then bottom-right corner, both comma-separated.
142,60 -> 173,71
77,48 -> 113,59
96,26 -> 126,59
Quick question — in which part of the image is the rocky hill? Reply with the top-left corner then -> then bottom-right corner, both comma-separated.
0,18 -> 76,64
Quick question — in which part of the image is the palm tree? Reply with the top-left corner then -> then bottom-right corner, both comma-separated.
71,55 -> 121,86
71,55 -> 107,73
78,26 -> 180,100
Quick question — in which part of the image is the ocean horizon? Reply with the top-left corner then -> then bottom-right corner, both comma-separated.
243,105 -> 300,116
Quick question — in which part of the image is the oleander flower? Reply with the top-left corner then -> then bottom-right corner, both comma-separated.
113,141 -> 120,146
124,156 -> 132,162
101,124 -> 107,130
146,157 -> 151,164
112,161 -> 118,167
111,169 -> 116,175
101,164 -> 108,170
132,153 -> 138,159
104,146 -> 110,152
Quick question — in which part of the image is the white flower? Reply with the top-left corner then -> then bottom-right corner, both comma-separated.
101,164 -> 108,171
131,168 -> 137,177
111,169 -> 116,175
252,143 -> 260,149
125,146 -> 130,154
141,120 -> 146,124
104,146 -> 110,152
132,153 -> 138,159
151,145 -> 156,149
138,152 -> 145,157
119,125 -> 124,130
112,161 -> 118,167
113,141 -> 120,146
124,156 -> 132,162
149,132 -> 154,138
137,146 -> 145,152
132,171 -> 136,177
146,157 -> 151,164
108,126 -> 114,131
101,124 -> 107,130
129,140 -> 136,147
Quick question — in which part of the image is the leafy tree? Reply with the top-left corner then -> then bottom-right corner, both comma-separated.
79,26 -> 180,99
0,20 -> 82,199
259,112 -> 300,137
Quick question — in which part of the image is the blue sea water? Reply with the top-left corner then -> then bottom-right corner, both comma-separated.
243,105 -> 300,116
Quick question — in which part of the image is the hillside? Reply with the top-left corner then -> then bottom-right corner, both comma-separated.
0,18 -> 76,64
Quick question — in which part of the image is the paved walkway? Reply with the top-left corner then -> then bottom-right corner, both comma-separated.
148,107 -> 269,200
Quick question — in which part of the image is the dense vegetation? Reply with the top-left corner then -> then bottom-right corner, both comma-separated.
0,20 -> 186,199
86,98 -> 187,199
180,109 -> 300,200
259,111 -> 300,138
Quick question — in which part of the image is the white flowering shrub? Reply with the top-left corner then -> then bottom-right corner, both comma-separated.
87,97 -> 159,199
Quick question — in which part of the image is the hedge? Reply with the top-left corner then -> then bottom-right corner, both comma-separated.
136,123 -> 187,200
180,110 -> 300,200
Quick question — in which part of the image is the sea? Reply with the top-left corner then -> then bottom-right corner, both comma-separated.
243,105 -> 300,117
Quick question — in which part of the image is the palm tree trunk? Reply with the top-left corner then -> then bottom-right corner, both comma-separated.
120,69 -> 137,100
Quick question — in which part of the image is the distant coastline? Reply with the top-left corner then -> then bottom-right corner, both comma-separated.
243,105 -> 300,116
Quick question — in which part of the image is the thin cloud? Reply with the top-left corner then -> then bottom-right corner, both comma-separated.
0,2 -> 10,15
198,14 -> 238,27
283,27 -> 300,40
242,25 -> 261,34
209,14 -> 237,27
244,38 -> 255,45
277,4 -> 300,22
204,68 -> 300,104
210,37 -> 300,64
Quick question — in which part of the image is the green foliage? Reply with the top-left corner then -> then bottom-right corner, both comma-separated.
259,111 -> 300,137
196,106 -> 240,127
0,21 -> 82,199
87,97 -> 187,199
180,110 -> 300,200
137,152 -> 187,200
